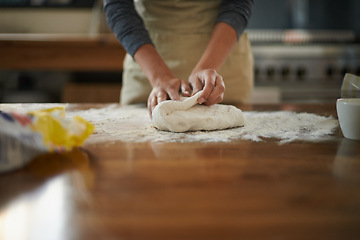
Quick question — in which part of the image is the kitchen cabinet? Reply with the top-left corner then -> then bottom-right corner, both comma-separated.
0,33 -> 125,103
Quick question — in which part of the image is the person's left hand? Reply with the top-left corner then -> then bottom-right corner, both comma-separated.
188,69 -> 225,105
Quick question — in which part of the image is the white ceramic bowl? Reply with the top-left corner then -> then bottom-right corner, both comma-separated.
336,98 -> 360,141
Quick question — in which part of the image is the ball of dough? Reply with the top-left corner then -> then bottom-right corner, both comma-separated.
152,91 -> 245,132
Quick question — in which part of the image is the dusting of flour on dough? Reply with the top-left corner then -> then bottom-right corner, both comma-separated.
0,104 -> 339,144
152,91 -> 245,132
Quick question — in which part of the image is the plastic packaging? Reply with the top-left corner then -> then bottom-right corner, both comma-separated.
0,106 -> 94,173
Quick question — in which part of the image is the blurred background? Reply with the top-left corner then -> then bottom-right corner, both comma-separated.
0,0 -> 359,103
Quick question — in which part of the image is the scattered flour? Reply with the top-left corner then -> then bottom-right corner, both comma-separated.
0,104 -> 339,144
68,104 -> 338,144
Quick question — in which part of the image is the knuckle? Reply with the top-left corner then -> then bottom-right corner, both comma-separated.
218,84 -> 225,92
218,75 -> 224,82
218,95 -> 224,102
205,79 -> 216,87
158,91 -> 166,98
205,69 -> 217,75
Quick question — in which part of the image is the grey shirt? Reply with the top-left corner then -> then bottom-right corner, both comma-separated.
104,0 -> 253,57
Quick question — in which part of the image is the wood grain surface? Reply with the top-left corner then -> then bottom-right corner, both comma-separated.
0,103 -> 359,240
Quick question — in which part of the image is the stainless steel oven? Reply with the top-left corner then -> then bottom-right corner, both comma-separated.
249,30 -> 360,103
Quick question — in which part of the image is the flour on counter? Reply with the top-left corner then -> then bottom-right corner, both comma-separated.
67,104 -> 338,144
0,104 -> 339,144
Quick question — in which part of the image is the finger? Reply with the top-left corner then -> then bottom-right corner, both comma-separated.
204,95 -> 223,106
167,87 -> 180,101
215,74 -> 225,94
181,80 -> 191,97
157,91 -> 167,104
198,71 -> 217,104
207,91 -> 224,106
189,75 -> 203,96
204,75 -> 225,105
148,95 -> 157,119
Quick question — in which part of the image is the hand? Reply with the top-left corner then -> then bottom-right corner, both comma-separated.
148,77 -> 191,117
188,69 -> 225,106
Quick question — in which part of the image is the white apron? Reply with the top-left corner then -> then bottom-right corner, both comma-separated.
121,0 -> 254,105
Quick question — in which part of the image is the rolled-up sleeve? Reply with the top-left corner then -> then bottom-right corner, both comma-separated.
216,0 -> 254,39
104,0 -> 154,57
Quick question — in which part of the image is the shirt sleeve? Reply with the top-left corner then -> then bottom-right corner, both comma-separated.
104,0 -> 154,57
216,0 -> 254,39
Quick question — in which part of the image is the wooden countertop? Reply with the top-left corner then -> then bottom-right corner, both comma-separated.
0,33 -> 126,71
1,103 -> 360,240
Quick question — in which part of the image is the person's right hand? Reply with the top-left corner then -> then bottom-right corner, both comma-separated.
147,77 -> 191,117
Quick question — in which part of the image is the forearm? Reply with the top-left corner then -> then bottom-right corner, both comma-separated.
192,22 -> 238,73
193,0 -> 253,71
135,44 -> 191,115
133,44 -> 175,87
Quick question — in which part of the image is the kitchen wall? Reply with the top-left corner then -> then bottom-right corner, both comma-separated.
0,8 -> 93,33
248,0 -> 360,35
0,1 -> 112,103
0,0 -> 106,34
1,0 -> 359,35
1,0 -> 359,103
